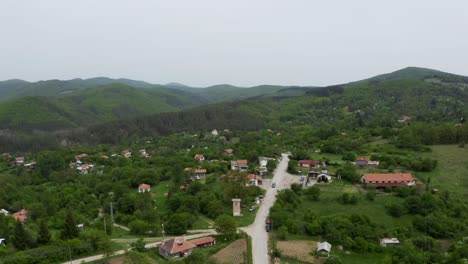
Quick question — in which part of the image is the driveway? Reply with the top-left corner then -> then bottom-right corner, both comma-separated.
241,153 -> 299,264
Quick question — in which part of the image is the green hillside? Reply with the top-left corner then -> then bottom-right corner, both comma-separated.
75,68 -> 468,144
0,84 -> 208,131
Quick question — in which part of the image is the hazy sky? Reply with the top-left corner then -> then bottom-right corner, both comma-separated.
1,0 -> 467,87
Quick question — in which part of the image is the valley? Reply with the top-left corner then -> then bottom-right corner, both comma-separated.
0,67 -> 467,264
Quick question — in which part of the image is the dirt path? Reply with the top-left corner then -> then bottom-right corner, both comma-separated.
63,229 -> 217,264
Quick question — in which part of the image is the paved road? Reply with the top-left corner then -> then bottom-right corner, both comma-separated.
241,153 -> 298,264
63,229 -> 216,264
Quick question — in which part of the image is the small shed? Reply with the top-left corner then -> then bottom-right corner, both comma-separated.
0,238 -> 5,245
380,238 -> 400,247
317,241 -> 332,256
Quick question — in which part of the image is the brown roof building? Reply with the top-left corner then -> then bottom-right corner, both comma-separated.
159,238 -> 196,259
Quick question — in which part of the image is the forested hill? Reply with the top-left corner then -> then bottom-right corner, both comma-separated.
1,66 -> 468,150
65,68 -> 468,145
0,84 -> 208,131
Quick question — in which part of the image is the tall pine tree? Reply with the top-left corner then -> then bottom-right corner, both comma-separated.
37,219 -> 51,245
12,220 -> 30,250
61,211 -> 79,240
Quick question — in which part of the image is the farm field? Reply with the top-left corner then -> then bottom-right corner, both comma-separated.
211,238 -> 248,264
277,240 -> 317,263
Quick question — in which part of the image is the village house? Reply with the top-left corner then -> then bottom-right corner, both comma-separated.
247,174 -> 263,186
317,241 -> 332,256
138,183 -> 151,193
75,153 -> 88,161
297,160 -> 321,169
24,161 -> 36,169
380,238 -> 400,247
189,237 -> 216,247
194,169 -> 207,180
0,238 -> 5,245
2,153 -> 11,158
15,157 -> 25,166
76,163 -> 94,174
223,149 -> 234,155
231,160 -> 249,171
13,209 -> 28,223
139,149 -> 150,158
159,237 -> 196,259
122,150 -> 132,158
194,154 -> 205,162
362,173 -> 416,188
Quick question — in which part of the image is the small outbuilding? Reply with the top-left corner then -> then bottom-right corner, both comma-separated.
138,183 -> 151,193
317,241 -> 332,256
380,238 -> 400,247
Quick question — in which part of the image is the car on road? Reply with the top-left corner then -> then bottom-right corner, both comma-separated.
265,217 -> 272,232
300,177 -> 304,182
271,182 -> 276,188
249,206 -> 256,212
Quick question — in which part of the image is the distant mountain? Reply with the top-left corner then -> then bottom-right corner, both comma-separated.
173,84 -> 290,102
0,84 -> 208,131
0,77 -> 156,101
68,67 -> 468,144
353,67 -> 468,84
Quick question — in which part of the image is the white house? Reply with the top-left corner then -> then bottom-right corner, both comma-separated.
0,238 -> 5,245
380,238 -> 400,247
211,129 -> 219,136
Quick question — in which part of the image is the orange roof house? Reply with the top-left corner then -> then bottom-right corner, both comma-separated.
13,209 -> 28,223
138,183 -> 151,193
159,237 -> 196,259
247,174 -> 263,186
231,160 -> 249,171
297,160 -> 321,168
362,173 -> 416,188
194,154 -> 205,161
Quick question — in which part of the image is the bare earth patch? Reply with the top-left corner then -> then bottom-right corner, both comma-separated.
277,240 -> 317,263
211,239 -> 247,264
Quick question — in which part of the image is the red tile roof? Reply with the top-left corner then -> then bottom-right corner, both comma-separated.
363,173 -> 415,186
195,169 -> 207,174
138,183 -> 151,190
236,160 -> 248,165
190,237 -> 216,247
247,174 -> 263,181
356,157 -> 369,162
13,209 -> 28,223
159,238 -> 196,254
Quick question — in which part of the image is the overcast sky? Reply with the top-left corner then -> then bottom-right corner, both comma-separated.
1,0 -> 467,87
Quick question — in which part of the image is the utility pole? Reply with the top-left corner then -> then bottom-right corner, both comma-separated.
68,246 -> 72,264
103,215 -> 107,236
110,202 -> 114,225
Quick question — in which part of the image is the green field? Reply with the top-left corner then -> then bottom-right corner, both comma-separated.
308,181 -> 414,228
418,145 -> 468,198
